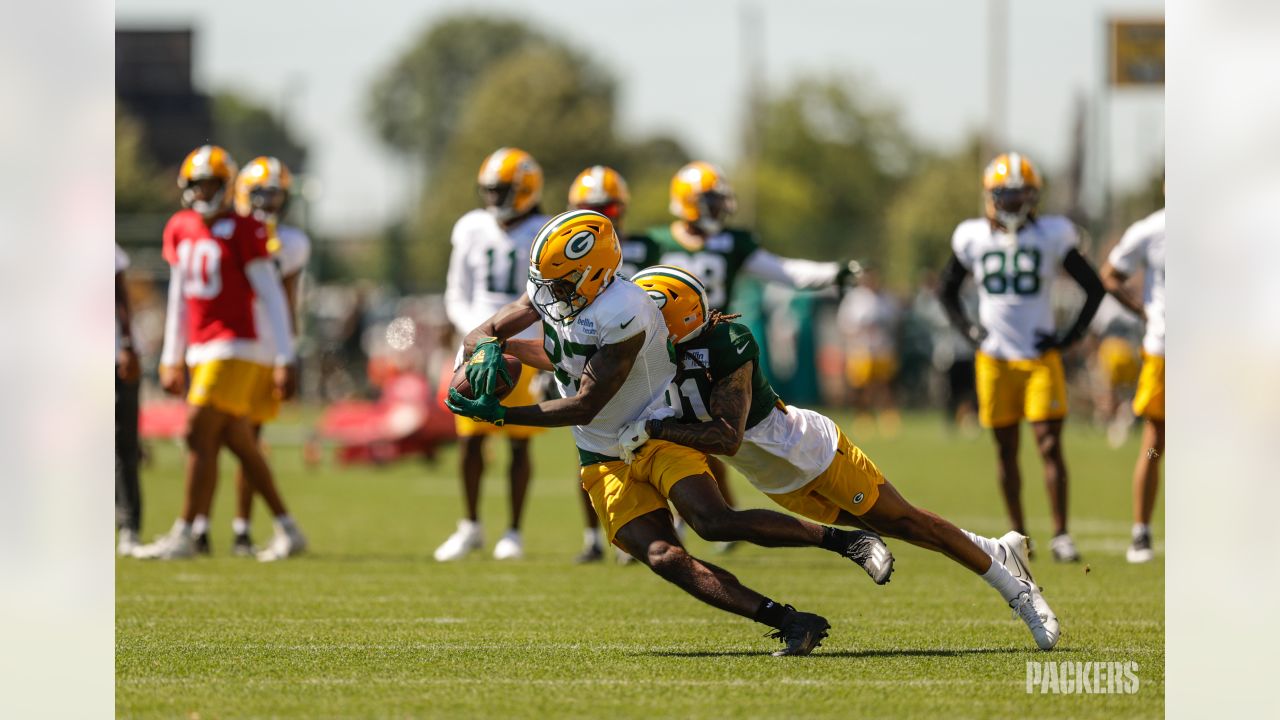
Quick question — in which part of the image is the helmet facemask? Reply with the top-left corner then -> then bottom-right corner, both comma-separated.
248,186 -> 288,221
989,185 -> 1039,232
183,177 -> 229,219
479,182 -> 519,222
692,190 -> 735,235
530,268 -> 592,323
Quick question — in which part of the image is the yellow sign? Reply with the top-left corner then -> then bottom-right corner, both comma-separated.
1110,19 -> 1164,86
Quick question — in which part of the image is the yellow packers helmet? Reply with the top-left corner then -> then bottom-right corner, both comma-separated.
983,152 -> 1042,230
669,160 -> 736,234
567,165 -> 630,225
178,145 -> 238,217
631,265 -> 710,344
477,147 -> 543,222
528,210 -> 622,322
235,156 -> 293,219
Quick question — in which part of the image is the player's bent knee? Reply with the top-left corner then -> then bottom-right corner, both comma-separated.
645,540 -> 687,575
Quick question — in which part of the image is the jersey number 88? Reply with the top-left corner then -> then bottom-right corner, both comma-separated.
980,248 -> 1041,296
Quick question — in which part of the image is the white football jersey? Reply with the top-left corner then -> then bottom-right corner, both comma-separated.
272,223 -> 311,278
1108,209 -> 1165,356
952,215 -> 1080,360
727,405 -> 840,495
252,223 -> 312,366
529,277 -> 675,457
446,210 -> 548,341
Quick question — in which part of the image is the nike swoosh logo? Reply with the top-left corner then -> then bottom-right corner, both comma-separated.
1007,545 -> 1032,583
620,317 -> 635,329
735,342 -> 750,355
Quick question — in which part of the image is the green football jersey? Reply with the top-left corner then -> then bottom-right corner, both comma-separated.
636,226 -> 762,309
668,321 -> 781,431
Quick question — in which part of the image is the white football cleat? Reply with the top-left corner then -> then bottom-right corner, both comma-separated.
257,523 -> 307,562
999,531 -> 1060,642
1050,533 -> 1081,562
133,522 -> 195,560
117,528 -> 140,557
1011,585 -> 1060,650
492,529 -> 524,560
1126,526 -> 1154,563
434,520 -> 483,562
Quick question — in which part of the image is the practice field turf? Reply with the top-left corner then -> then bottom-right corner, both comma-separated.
117,409 -> 1164,719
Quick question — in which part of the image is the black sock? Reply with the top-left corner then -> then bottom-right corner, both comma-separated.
754,599 -> 791,628
819,526 -> 849,553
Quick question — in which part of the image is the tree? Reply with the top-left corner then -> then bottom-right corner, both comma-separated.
116,105 -> 176,215
739,78 -> 916,265
402,44 -> 624,289
366,15 -> 551,172
882,138 -> 986,290
211,91 -> 307,171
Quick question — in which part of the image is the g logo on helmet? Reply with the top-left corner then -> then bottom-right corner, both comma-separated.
646,290 -> 667,308
565,230 -> 596,260
853,492 -> 865,504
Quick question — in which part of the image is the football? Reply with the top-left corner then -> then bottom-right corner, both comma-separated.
451,352 -> 523,401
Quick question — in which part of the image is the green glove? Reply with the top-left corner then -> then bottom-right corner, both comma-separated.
445,388 -> 507,426
464,337 -> 511,397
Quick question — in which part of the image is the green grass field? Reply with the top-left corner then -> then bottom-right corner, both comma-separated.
116,409 -> 1164,719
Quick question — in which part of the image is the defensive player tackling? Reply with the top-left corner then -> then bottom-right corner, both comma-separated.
622,266 -> 1061,651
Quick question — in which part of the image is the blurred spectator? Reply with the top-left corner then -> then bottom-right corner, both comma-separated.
914,270 -> 979,433
837,267 -> 902,436
116,245 -> 143,556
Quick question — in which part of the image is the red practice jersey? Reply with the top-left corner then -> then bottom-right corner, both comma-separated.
162,209 -> 271,364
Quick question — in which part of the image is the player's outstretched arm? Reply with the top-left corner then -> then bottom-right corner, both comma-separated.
461,295 -> 539,358
743,248 -> 841,290
650,363 -> 753,456
939,253 -> 984,347
499,331 -> 646,428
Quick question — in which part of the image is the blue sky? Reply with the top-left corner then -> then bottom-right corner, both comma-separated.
116,0 -> 1164,234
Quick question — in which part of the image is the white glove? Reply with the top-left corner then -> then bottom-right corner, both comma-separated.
617,418 -> 650,465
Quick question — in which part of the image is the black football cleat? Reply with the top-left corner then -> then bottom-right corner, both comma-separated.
768,607 -> 831,657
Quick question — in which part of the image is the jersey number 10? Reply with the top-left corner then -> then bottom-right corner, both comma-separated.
177,239 -> 223,299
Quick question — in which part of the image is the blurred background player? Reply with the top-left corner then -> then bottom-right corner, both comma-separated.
136,145 -> 306,561
939,152 -> 1104,562
638,161 -> 858,309
1101,205 -> 1165,563
116,244 -> 143,556
188,156 -> 311,556
435,148 -> 548,562
837,265 -> 902,437
1085,295 -> 1144,448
